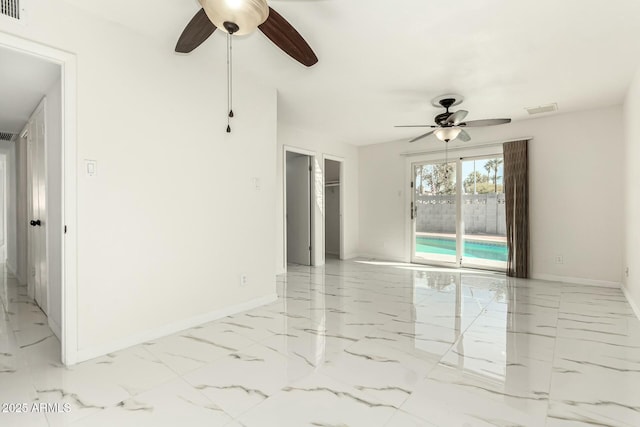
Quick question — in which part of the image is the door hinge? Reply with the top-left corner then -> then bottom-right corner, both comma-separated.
411,181 -> 414,188
309,245 -> 312,251
411,202 -> 414,220
64,225 -> 67,234
309,165 -> 312,172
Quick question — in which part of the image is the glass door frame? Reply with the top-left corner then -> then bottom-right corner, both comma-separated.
408,148 -> 506,273
410,159 -> 460,268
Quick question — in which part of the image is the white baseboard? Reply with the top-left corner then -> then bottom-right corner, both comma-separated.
622,285 -> 640,321
6,261 -> 24,284
6,261 -> 17,276
49,316 -> 61,340
532,273 -> 621,289
354,253 -> 410,264
75,293 -> 278,364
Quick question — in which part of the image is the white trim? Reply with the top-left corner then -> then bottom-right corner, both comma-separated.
283,145 -> 318,269
76,293 -> 278,363
532,273 -> 622,289
343,252 -> 360,260
0,32 -> 79,366
357,253 -> 409,264
0,155 -> 6,258
38,96 -> 50,317
49,315 -> 61,340
622,285 -> 640,321
6,261 -> 19,281
283,145 -> 316,157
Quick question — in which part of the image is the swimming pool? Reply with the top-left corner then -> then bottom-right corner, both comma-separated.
416,236 -> 507,262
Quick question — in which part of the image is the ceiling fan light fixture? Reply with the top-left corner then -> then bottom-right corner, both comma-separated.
225,0 -> 244,9
199,0 -> 269,35
435,127 -> 462,142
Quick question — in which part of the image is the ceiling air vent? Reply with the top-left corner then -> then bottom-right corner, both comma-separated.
0,132 -> 15,141
525,103 -> 558,115
1,0 -> 20,19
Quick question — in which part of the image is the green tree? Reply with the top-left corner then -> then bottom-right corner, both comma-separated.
423,163 -> 455,195
484,158 -> 503,193
463,171 -> 489,194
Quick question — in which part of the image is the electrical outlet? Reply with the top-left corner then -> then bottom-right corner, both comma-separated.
554,255 -> 564,265
240,275 -> 248,287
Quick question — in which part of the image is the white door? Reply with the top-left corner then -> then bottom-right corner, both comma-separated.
286,153 -> 311,266
26,102 -> 48,314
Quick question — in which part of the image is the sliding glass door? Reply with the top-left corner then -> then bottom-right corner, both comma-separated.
412,155 -> 507,271
460,157 -> 507,270
412,161 -> 458,265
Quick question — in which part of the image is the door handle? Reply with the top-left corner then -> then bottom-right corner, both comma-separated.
30,220 -> 41,227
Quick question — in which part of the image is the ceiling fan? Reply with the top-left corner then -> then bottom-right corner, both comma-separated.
396,95 -> 511,143
175,0 -> 318,67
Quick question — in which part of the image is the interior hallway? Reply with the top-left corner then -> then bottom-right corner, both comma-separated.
1,260 -> 639,426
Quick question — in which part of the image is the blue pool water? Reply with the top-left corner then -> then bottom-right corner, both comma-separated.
416,236 -> 507,262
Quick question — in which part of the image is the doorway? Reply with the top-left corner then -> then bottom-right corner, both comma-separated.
285,151 -> 313,266
411,153 -> 507,271
0,32 -> 78,365
323,157 -> 343,260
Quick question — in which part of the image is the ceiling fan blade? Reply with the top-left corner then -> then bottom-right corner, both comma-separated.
446,110 -> 468,125
458,129 -> 471,142
409,130 -> 435,143
395,125 -> 437,128
460,118 -> 511,127
258,7 -> 318,67
175,9 -> 217,53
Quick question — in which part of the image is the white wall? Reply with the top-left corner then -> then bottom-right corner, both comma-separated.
276,121 -> 359,274
45,77 -> 62,337
2,0 -> 278,361
359,106 -> 624,287
623,68 -> 640,315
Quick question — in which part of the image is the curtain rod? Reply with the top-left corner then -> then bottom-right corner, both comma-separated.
399,137 -> 533,157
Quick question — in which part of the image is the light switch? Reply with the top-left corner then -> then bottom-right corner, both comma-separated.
251,177 -> 261,191
85,160 -> 97,177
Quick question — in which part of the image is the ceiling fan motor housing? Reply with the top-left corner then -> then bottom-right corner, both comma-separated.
439,98 -> 456,109
434,97 -> 457,125
199,0 -> 269,35
435,112 -> 452,126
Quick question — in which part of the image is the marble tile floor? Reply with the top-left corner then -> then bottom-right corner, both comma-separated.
1,260 -> 640,426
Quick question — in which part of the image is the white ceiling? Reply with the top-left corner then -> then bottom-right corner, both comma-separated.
61,0 -> 640,145
0,47 -> 61,133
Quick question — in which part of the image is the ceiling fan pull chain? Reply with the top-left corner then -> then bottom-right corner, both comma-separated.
444,141 -> 449,180
229,33 -> 234,119
226,33 -> 233,133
